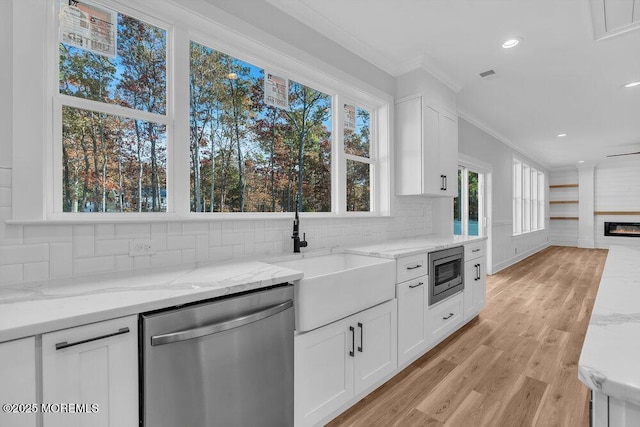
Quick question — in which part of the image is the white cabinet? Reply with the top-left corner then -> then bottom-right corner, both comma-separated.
463,241 -> 487,321
395,95 -> 458,197
397,276 -> 428,366
295,300 -> 397,427
42,315 -> 138,427
592,390 -> 640,426
0,337 -> 37,427
427,292 -> 464,343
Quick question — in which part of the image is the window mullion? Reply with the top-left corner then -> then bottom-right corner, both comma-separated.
171,26 -> 190,215
334,94 -> 345,214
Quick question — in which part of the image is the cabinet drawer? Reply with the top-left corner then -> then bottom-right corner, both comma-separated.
396,253 -> 428,283
464,241 -> 485,262
428,293 -> 463,342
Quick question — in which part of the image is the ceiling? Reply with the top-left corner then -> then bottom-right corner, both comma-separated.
204,0 -> 640,169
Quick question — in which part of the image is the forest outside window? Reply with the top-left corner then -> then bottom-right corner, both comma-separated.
52,1 -> 382,218
189,42 -> 332,213
58,2 -> 168,213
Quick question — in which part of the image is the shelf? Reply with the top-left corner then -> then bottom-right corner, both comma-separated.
549,200 -> 578,204
549,184 -> 579,188
594,211 -> 640,216
550,216 -> 579,220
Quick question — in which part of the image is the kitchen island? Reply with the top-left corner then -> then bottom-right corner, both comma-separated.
578,245 -> 640,425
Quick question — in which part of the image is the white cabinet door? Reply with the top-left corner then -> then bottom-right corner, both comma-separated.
397,277 -> 428,366
42,315 -> 138,427
353,300 -> 397,396
464,257 -> 487,321
0,337 -> 37,427
395,95 -> 458,197
438,111 -> 458,197
295,317 -> 354,427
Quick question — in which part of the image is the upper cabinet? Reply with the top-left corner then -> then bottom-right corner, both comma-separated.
395,94 -> 458,197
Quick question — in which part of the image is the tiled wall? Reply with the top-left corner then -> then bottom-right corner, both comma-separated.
0,166 -> 433,285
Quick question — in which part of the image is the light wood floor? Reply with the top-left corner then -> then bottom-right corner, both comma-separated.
327,246 -> 608,427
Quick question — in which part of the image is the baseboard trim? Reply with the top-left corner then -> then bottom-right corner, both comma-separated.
492,242 -> 551,274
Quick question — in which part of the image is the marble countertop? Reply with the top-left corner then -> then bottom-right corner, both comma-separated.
345,234 -> 487,258
578,245 -> 640,406
0,260 -> 303,342
0,234 -> 486,343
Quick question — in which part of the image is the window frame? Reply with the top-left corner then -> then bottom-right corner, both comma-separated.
512,157 -> 545,236
10,0 -> 391,223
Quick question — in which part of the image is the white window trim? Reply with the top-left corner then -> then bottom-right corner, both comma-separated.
10,0 -> 391,223
512,156 -> 545,236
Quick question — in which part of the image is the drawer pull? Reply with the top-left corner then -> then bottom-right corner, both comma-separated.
409,281 -> 424,288
406,264 -> 423,270
55,327 -> 130,350
442,312 -> 454,320
472,248 -> 481,253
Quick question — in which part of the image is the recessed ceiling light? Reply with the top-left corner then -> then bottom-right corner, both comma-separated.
502,38 -> 522,49
578,160 -> 585,163
557,133 -> 567,137
624,81 -> 640,88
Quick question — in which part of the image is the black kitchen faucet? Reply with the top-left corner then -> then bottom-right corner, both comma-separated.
292,199 -> 308,253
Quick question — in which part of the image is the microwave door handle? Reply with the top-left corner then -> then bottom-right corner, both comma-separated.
150,300 -> 293,346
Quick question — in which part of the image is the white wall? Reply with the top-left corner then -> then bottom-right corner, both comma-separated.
458,118 -> 550,273
594,157 -> 640,249
0,0 -> 436,285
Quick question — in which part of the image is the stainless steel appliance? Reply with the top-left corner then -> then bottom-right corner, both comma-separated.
140,285 -> 294,427
428,246 -> 464,305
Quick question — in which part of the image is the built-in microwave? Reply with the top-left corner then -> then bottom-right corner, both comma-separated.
428,246 -> 464,305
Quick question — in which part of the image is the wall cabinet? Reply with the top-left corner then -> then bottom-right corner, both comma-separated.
463,241 -> 487,321
0,337 -> 37,427
395,95 -> 458,197
294,299 -> 397,427
42,315 -> 138,427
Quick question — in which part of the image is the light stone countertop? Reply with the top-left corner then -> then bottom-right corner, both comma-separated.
578,245 -> 640,406
0,234 -> 486,343
344,234 -> 487,258
0,260 -> 303,342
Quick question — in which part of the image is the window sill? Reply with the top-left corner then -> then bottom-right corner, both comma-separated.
6,211 -> 390,226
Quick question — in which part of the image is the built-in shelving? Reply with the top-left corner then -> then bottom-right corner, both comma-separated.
549,184 -> 579,188
549,184 -> 579,221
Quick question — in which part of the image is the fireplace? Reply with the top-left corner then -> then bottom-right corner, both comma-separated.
604,222 -> 640,237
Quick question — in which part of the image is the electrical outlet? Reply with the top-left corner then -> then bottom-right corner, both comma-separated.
129,239 -> 156,257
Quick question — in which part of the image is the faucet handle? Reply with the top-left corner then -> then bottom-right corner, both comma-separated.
301,233 -> 308,248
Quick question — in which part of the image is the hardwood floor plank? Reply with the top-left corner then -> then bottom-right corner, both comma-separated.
327,246 -> 607,427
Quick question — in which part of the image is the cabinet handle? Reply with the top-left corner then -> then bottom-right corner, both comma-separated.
357,322 -> 363,353
406,264 -> 422,270
440,175 -> 445,191
409,281 -> 424,288
477,264 -> 481,280
472,248 -> 481,253
443,312 -> 454,320
349,326 -> 355,357
55,327 -> 130,350
443,175 -> 447,191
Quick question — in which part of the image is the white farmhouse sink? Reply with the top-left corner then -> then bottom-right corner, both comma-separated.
272,253 -> 395,332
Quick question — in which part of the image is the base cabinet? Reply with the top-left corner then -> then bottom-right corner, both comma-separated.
0,337 -> 37,427
295,299 -> 397,427
397,275 -> 428,366
592,390 -> 640,426
42,315 -> 138,427
463,242 -> 487,321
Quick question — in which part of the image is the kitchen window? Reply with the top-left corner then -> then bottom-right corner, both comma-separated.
11,0 -> 389,221
513,158 -> 545,235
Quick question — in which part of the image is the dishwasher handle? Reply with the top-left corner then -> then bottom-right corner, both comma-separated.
150,300 -> 293,346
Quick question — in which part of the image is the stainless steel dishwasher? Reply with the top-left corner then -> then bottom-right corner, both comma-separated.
140,284 -> 294,427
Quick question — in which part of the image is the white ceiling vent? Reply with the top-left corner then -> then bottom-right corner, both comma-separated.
478,69 -> 497,79
590,0 -> 640,40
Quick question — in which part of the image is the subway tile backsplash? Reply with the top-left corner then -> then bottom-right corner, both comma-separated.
0,167 -> 432,285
